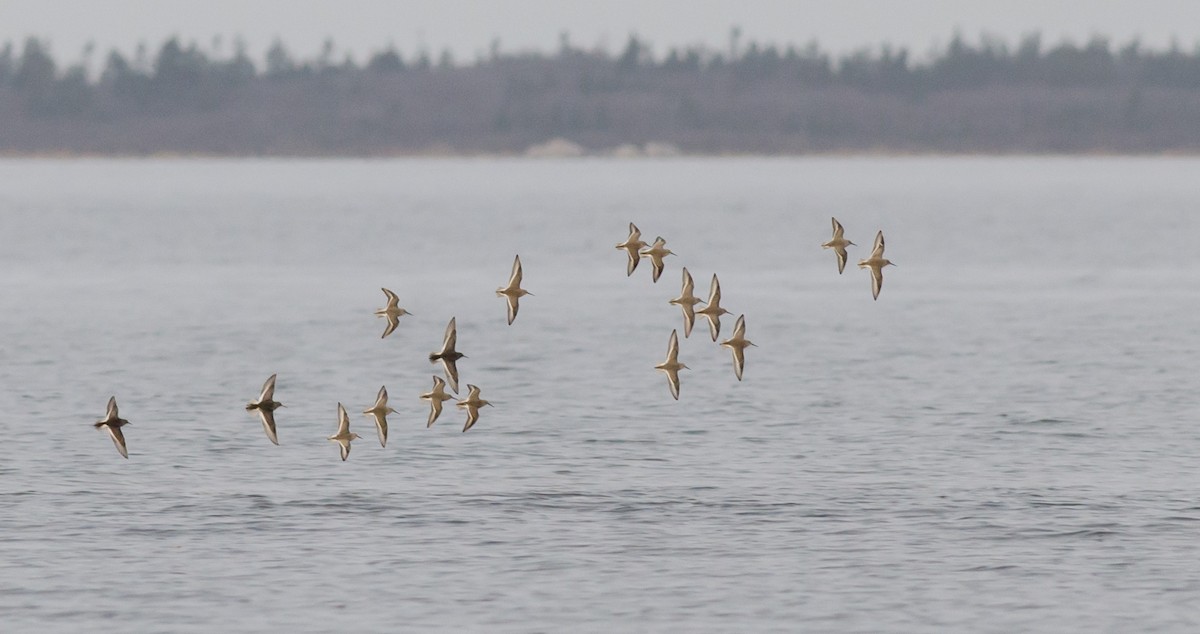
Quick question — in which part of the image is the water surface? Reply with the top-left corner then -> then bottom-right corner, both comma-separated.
0,157 -> 1198,632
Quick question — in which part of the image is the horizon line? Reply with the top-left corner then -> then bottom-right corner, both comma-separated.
7,29 -> 1200,70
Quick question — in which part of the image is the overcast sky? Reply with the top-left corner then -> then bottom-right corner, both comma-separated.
3,0 -> 1200,65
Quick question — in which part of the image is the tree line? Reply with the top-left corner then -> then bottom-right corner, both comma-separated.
1,32 -> 1199,154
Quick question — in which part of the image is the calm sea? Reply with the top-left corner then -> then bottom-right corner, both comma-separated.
0,157 -> 1197,632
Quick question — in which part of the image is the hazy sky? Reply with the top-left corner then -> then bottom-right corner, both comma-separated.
4,0 -> 1200,64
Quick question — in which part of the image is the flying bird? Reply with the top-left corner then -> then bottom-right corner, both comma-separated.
821,217 -> 856,274
94,396 -> 131,459
456,384 -> 493,432
654,329 -> 689,400
668,267 -> 705,338
694,274 -> 730,341
719,314 -> 757,381
857,230 -> 895,300
615,222 -> 648,276
420,375 -> 455,427
362,385 -> 396,448
496,254 -> 532,325
328,403 -> 361,461
429,317 -> 464,393
245,373 -> 284,445
639,236 -> 675,283
375,287 -> 412,339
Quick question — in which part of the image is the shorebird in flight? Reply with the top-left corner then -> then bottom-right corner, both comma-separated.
720,314 -> 757,381
246,373 -> 284,445
456,384 -> 492,432
821,217 -> 856,274
669,267 -> 704,338
94,396 -> 131,459
328,403 -> 360,461
694,273 -> 730,341
858,230 -> 895,300
654,329 -> 689,400
615,222 -> 648,276
496,254 -> 532,325
429,317 -> 464,393
639,236 -> 675,283
362,385 -> 396,448
375,287 -> 412,339
420,375 -> 454,427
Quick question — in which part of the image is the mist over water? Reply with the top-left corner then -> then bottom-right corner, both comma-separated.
0,157 -> 1198,632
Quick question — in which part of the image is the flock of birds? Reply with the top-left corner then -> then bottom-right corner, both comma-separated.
91,218 -> 893,461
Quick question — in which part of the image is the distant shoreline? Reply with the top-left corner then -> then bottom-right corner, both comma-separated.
2,149 -> 1199,160
4,33 -> 1200,156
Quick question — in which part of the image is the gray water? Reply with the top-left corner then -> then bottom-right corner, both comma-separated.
0,157 -> 1198,632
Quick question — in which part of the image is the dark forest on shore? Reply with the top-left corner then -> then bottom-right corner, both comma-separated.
3,31 -> 1200,155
